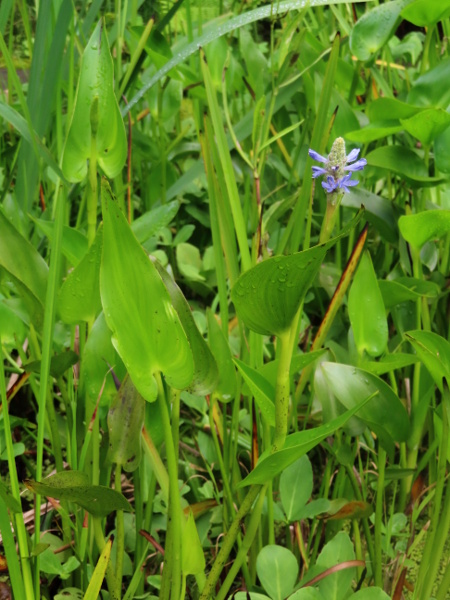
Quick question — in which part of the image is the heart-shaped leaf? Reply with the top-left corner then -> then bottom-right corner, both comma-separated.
405,330 -> 450,392
100,181 -> 194,402
256,545 -> 298,600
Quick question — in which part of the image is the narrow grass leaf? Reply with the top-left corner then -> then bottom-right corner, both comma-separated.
83,537 -> 113,600
234,358 -> 275,426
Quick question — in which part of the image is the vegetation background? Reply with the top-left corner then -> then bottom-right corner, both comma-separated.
0,0 -> 449,599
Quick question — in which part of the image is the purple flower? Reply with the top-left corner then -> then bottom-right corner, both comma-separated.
308,138 -> 366,195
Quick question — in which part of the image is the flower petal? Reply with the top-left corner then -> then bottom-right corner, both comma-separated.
344,158 -> 367,172
308,149 -> 328,163
322,176 -> 339,193
312,166 -> 328,178
346,148 -> 360,163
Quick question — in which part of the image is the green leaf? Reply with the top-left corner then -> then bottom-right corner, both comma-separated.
401,108 -> 450,146
181,510 -> 205,576
351,589 -> 391,600
61,19 -> 126,182
154,260 -> 218,395
342,188 -> 398,244
23,350 -> 79,379
0,301 -> 26,349
405,330 -> 450,392
289,590 -> 324,600
176,242 -> 205,282
315,532 -> 355,600
280,455 -> 313,522
24,471 -> 131,517
234,358 -> 275,427
362,353 -> 419,375
107,376 -> 145,472
33,219 -> 88,266
346,121 -> 403,144
401,0 -> 450,26
240,399 -> 369,487
367,98 -> 423,121
82,311 -> 126,406
349,0 -> 407,61
379,277 -> 440,308
83,537 -> 112,600
366,146 -> 445,186
0,100 -> 68,184
232,245 -> 327,336
131,201 -> 180,244
58,225 -> 103,323
100,181 -> 194,402
0,479 -> 22,514
348,251 -> 388,358
319,363 -> 410,451
398,210 -> 450,249
54,588 -> 84,600
407,58 -> 450,108
0,209 -> 48,327
207,309 -> 237,402
256,545 -> 298,600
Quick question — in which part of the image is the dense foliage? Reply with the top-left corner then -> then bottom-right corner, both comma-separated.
0,1 -> 449,599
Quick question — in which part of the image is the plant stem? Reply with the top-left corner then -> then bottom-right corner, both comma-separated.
157,376 -> 182,600
199,484 -> 262,600
272,331 -> 293,452
114,465 -> 124,599
374,445 -> 386,588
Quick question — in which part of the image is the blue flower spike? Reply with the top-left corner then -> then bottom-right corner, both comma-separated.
308,138 -> 366,198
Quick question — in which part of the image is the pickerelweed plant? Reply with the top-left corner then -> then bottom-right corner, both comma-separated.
309,137 -> 367,243
2,1 -> 450,600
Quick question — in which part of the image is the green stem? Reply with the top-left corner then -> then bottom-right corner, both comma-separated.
157,377 -> 182,600
216,485 -> 268,600
199,484 -> 262,600
414,391 -> 449,599
374,445 -> 386,588
0,350 -> 34,599
272,331 -> 293,452
114,466 -> 125,599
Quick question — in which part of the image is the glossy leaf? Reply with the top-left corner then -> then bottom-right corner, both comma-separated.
107,376 -> 145,472
154,260 -> 218,395
234,358 -> 275,426
398,210 -> 450,249
401,0 -> 450,26
349,0 -> 406,61
348,251 -> 388,358
240,399 -> 369,487
0,209 -> 48,327
319,363 -> 410,451
58,225 -> 103,324
181,510 -> 205,576
400,108 -> 450,146
207,309 -> 237,402
256,545 -> 298,600
343,188 -> 398,243
61,19 -> 126,182
289,590 -> 324,600
100,181 -> 194,402
280,455 -> 313,522
346,121 -> 402,144
405,330 -> 450,392
366,146 -> 444,186
232,241 -> 334,336
351,589 -> 391,600
326,499 -> 373,520
24,471 -> 131,517
434,123 -> 450,173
